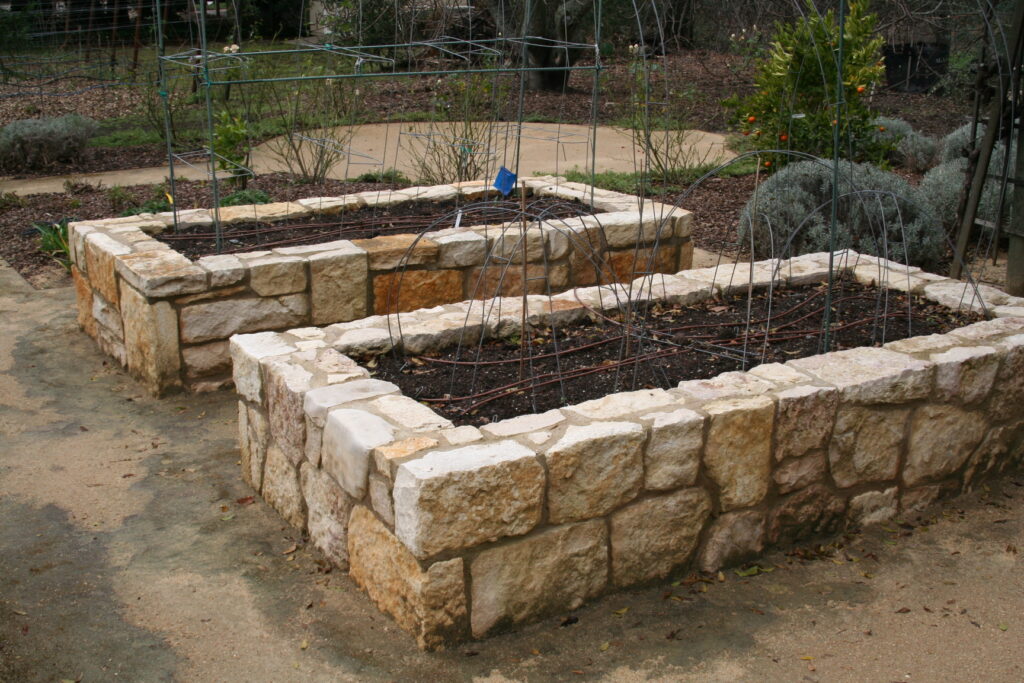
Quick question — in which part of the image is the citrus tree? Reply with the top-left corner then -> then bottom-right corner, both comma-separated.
727,0 -> 887,168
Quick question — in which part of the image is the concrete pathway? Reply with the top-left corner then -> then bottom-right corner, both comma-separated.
1,124 -> 733,196
249,122 -> 734,182
0,164 -> 219,196
1,260 -> 1022,681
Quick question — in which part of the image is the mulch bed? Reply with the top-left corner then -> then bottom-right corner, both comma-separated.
368,280 -> 981,427
157,196 -> 597,259
0,144 -> 170,180
0,174 -> 404,286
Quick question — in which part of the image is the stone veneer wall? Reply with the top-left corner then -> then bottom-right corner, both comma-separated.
67,177 -> 693,395
231,250 -> 1024,649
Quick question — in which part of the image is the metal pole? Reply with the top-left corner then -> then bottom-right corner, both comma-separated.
824,0 -> 847,353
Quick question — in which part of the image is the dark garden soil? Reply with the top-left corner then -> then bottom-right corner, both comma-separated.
0,174 -> 404,285
156,196 -> 597,259
368,280 -> 981,427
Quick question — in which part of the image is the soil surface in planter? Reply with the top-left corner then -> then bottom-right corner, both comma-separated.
368,280 -> 982,427
156,196 -> 599,259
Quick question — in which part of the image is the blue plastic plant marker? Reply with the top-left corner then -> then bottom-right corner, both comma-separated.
493,166 -> 517,196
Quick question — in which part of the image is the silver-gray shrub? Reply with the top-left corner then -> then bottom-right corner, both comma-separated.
940,122 -> 982,162
0,115 -> 99,172
739,159 -> 944,267
871,117 -> 937,172
920,140 -> 1012,233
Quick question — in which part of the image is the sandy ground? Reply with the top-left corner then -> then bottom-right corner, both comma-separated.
0,124 -> 733,197
1,258 -> 1023,682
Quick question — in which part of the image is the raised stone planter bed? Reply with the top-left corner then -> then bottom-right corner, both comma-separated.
231,250 -> 1024,649
67,177 -> 692,395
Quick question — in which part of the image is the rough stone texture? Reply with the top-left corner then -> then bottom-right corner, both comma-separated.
747,362 -> 811,387
245,254 -> 308,296
697,510 -> 767,573
300,462 -> 354,568
949,317 -> 1024,343
901,484 -> 944,514
470,519 -> 607,638
545,422 -> 645,524
304,417 -> 323,467
788,347 -> 933,404
91,291 -> 123,339
322,409 -> 395,499
353,234 -> 438,270
84,232 -> 131,305
930,345 -> 1000,405
904,404 -> 986,486
114,249 -> 208,298
562,388 -> 673,420
238,401 -> 252,487
773,451 -> 827,494
642,408 -> 703,490
230,332 -> 298,403
373,436 -> 439,481
767,484 -> 846,545
991,337 -> 1024,422
428,229 -> 488,268
347,506 -> 468,650
481,409 -> 565,438
242,404 -> 269,490
393,441 -> 544,558
261,442 -> 306,529
441,425 -> 482,446
848,487 -> 899,526
297,195 -> 364,214
264,360 -> 313,465
196,253 -> 246,287
923,280 -> 1004,314
369,474 -> 394,526
702,396 -> 774,511
372,269 -> 463,315
181,341 -> 231,379
371,394 -> 453,432
119,281 -> 181,395
180,294 -> 309,344
676,371 -> 776,402
403,184 -> 458,202
610,487 -> 712,586
607,245 -> 677,283
303,379 -> 399,425
486,227 -> 548,264
774,385 -> 838,461
308,244 -> 368,325
218,201 -> 309,224
468,262 -> 569,297
71,266 -> 97,338
829,405 -> 909,488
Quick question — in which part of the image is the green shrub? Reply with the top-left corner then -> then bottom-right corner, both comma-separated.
121,198 -> 173,217
220,189 -> 272,207
351,169 -> 410,185
34,218 -> 72,271
725,1 -> 887,167
106,185 -> 135,213
0,115 -> 99,172
0,191 -> 25,210
739,159 -> 943,267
